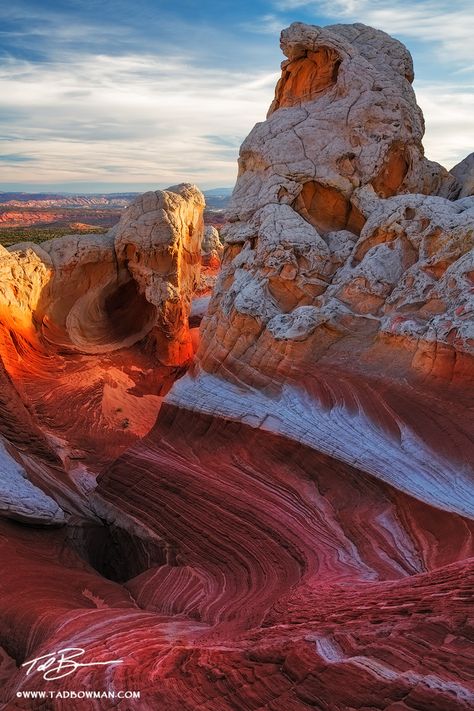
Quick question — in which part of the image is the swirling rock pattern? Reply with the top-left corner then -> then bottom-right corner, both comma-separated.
2,409 -> 473,709
1,183 -> 205,362
0,23 -> 473,711
0,184 -> 204,514
180,22 -> 474,509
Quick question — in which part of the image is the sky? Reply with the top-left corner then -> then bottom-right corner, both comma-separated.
0,0 -> 472,193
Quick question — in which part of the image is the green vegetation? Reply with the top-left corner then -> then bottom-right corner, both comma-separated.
0,225 -> 108,248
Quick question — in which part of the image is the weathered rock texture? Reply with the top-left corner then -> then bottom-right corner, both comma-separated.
0,184 -> 204,521
112,184 -> 205,363
2,410 -> 474,709
178,22 -> 474,513
451,152 -> 474,198
1,183 -> 204,363
198,22 -> 472,378
201,224 -> 224,267
0,23 -> 473,711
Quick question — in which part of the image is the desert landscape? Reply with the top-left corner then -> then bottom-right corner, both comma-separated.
0,19 -> 473,711
0,190 -> 230,247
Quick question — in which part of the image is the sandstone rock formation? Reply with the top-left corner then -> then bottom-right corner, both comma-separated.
173,22 -> 474,516
0,436 -> 65,525
0,184 -> 205,518
1,183 -> 205,364
201,224 -> 224,267
112,184 -> 205,363
0,22 -> 473,711
3,410 -> 473,709
450,152 -> 474,198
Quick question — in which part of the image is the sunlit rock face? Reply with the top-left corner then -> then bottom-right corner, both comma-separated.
113,184 -> 205,364
198,22 -> 471,381
0,184 -> 205,517
1,24 -> 474,711
177,21 -> 474,516
1,183 -> 204,362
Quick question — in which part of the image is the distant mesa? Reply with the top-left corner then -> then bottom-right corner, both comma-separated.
66,222 -> 105,231
0,189 -> 233,236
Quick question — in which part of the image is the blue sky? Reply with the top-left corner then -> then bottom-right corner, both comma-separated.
0,0 -> 472,192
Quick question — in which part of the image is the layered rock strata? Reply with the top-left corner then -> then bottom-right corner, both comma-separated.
0,184 -> 205,521
173,22 -> 474,516
3,410 -> 473,709
0,22 -> 473,711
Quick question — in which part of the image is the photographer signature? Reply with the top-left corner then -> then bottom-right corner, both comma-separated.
22,648 -> 123,681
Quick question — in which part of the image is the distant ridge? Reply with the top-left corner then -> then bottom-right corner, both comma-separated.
0,188 -> 232,207
0,188 -> 232,197
201,187 -> 233,196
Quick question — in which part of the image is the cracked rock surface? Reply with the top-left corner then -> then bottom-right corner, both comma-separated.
0,23 -> 473,711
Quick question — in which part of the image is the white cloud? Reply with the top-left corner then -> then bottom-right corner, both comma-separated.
274,0 -> 474,64
241,14 -> 286,35
0,54 -> 278,188
415,82 -> 474,168
0,1 -> 472,189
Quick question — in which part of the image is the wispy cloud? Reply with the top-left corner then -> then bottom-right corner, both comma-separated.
0,53 -> 278,188
0,153 -> 33,163
415,83 -> 474,168
273,0 -> 474,65
240,14 -> 285,35
0,0 -> 472,190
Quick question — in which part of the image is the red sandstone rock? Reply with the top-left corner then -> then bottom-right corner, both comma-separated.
0,184 -> 205,517
180,23 -> 474,518
0,22 -> 473,711
2,411 -> 473,709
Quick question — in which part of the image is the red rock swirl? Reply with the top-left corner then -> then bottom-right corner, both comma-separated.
1,399 -> 472,709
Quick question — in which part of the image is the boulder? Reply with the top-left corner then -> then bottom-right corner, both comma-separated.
1,184 -> 205,365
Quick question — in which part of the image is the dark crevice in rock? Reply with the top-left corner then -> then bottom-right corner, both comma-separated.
65,521 -> 168,583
